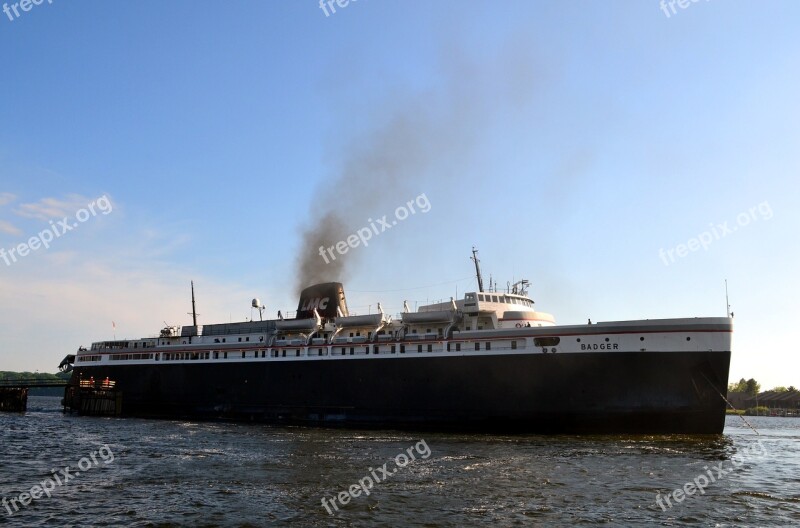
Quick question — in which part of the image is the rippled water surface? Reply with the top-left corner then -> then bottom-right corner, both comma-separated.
1,397 -> 799,527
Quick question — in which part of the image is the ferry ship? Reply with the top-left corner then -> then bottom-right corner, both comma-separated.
59,252 -> 732,434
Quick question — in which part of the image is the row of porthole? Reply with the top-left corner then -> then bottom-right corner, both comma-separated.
576,337 -> 692,342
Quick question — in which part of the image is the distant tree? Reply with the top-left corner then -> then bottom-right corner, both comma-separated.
0,371 -> 71,397
0,371 -> 68,382
745,378 -> 761,396
773,386 -> 789,393
728,378 -> 747,392
789,386 -> 798,392
728,378 -> 748,393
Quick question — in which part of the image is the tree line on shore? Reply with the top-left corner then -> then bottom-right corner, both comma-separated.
0,371 -> 72,396
727,378 -> 799,416
728,378 -> 798,396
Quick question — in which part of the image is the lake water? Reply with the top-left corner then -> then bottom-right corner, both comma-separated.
0,396 -> 798,527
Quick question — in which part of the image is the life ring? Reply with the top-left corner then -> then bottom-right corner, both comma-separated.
515,323 -> 522,328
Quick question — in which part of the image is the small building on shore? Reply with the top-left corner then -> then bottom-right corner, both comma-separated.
730,389 -> 800,414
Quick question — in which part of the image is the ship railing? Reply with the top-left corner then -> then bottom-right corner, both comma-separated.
78,378 -> 116,389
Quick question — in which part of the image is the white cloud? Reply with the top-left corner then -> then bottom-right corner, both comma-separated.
0,253 -> 257,374
13,194 -> 96,221
0,220 -> 21,236
0,194 -> 262,373
0,192 -> 16,206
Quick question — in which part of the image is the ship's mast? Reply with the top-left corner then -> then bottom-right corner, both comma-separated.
191,281 -> 198,327
471,247 -> 485,293
725,279 -> 732,318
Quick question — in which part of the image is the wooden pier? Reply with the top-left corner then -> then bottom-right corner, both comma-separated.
63,376 -> 122,416
0,387 -> 29,412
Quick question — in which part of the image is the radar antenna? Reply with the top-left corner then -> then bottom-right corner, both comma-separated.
251,298 -> 265,321
510,279 -> 530,296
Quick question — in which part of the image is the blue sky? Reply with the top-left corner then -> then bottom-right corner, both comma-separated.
1,0 -> 798,388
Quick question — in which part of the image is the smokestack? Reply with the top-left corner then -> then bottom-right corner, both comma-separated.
296,282 -> 349,320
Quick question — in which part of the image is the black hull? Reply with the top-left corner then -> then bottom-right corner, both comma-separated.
71,351 -> 730,434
